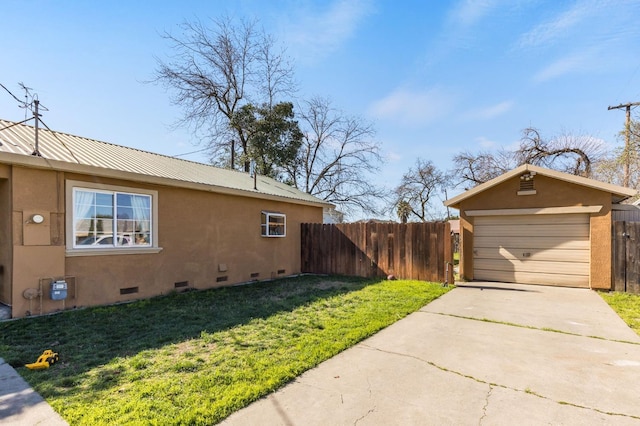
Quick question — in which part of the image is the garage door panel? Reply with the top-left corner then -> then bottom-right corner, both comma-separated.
473,269 -> 589,287
474,236 -> 589,250
474,224 -> 589,238
474,258 -> 589,276
475,214 -> 589,226
474,247 -> 590,263
473,214 -> 590,288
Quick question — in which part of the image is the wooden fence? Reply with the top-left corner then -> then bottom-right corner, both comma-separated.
301,222 -> 452,282
613,221 -> 640,294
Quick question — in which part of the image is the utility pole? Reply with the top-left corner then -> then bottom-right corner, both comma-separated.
608,101 -> 640,187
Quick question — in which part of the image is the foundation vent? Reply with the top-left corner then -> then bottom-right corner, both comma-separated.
216,276 -> 228,283
250,272 -> 260,278
174,281 -> 189,288
277,269 -> 286,275
120,286 -> 139,295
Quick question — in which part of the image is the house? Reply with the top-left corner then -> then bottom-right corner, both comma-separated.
0,119 -> 331,319
322,206 -> 344,224
444,164 -> 636,289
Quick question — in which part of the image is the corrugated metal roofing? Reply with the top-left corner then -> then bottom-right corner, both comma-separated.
0,119 -> 330,207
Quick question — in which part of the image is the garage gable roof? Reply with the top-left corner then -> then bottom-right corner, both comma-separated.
444,164 -> 636,208
0,119 -> 333,208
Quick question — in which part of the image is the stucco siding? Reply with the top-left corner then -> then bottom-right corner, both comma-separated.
7,167 -> 323,318
0,165 -> 11,306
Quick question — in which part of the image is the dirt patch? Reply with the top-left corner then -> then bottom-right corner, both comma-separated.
314,280 -> 350,290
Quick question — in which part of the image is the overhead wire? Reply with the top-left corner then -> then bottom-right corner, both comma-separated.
0,117 -> 34,132
37,118 -> 82,164
0,82 -> 25,105
172,147 -> 210,157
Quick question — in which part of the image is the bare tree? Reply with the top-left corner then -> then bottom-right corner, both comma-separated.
153,16 -> 295,171
516,128 -> 605,177
286,97 -> 385,217
452,127 -> 605,187
393,159 -> 447,222
451,148 -> 515,189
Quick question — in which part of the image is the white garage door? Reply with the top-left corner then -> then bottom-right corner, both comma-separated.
473,214 -> 590,287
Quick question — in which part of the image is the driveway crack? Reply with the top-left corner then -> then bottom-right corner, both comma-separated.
353,406 -> 376,425
479,384 -> 492,425
421,311 -> 640,346
358,344 -> 640,421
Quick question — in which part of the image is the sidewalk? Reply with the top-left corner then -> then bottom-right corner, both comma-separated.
0,357 -> 68,425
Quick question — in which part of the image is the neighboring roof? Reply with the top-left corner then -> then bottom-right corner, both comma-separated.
444,164 -> 637,208
0,119 -> 332,208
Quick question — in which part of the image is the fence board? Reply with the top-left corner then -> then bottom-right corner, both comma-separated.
612,221 -> 640,294
301,222 -> 451,282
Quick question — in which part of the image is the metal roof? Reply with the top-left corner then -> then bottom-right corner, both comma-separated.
0,119 -> 331,207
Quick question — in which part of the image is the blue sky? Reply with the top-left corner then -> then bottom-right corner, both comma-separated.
2,0 -> 640,215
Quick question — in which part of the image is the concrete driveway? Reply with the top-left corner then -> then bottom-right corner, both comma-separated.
221,282 -> 640,425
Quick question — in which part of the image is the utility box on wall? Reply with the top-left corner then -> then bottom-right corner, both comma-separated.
50,280 -> 68,300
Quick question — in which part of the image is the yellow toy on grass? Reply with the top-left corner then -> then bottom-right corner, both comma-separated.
25,349 -> 59,370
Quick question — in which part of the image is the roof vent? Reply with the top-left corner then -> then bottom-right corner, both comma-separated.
518,172 -> 536,195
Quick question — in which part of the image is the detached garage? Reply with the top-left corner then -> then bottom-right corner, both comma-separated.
444,164 -> 636,290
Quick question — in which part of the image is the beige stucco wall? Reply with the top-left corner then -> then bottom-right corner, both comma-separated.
456,174 -> 613,290
0,164 -> 11,305
8,166 -> 323,318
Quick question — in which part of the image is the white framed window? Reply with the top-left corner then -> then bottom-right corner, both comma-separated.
261,212 -> 286,237
66,180 -> 160,255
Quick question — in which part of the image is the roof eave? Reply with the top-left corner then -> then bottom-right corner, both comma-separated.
443,164 -> 637,208
0,151 -> 334,209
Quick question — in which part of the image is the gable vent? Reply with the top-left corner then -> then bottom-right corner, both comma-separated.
518,172 -> 536,194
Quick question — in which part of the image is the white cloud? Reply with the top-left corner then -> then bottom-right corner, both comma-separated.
283,0 -> 374,64
475,136 -> 498,149
385,150 -> 402,162
368,87 -> 457,126
516,0 -> 610,49
466,101 -> 514,120
518,5 -> 586,48
533,50 -> 592,82
448,0 -> 500,27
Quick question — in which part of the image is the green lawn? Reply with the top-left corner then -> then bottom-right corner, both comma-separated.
601,291 -> 640,335
0,275 -> 449,425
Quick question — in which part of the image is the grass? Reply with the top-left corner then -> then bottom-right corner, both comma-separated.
0,275 -> 449,425
600,291 -> 640,335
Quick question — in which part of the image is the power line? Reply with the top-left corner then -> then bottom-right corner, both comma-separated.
0,83 -> 25,105
172,147 -> 210,157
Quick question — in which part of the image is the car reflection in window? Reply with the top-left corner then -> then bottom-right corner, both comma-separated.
78,236 -> 132,246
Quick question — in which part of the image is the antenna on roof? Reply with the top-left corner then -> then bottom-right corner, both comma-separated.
0,82 -> 48,156
32,99 -> 42,156
250,160 -> 258,190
